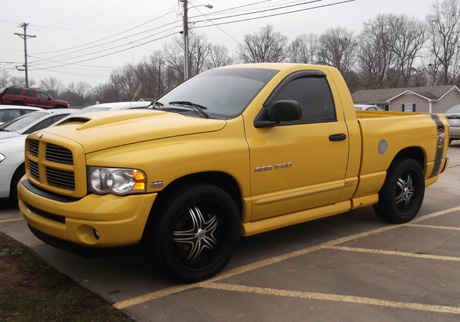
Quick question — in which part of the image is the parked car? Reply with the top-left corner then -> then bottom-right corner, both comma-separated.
0,105 -> 42,125
0,87 -> 69,109
69,101 -> 152,116
354,104 -> 384,111
445,104 -> 460,144
0,108 -> 78,201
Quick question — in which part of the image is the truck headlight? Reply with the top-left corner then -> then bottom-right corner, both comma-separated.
88,167 -> 146,195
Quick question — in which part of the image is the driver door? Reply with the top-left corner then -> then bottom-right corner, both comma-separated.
246,72 -> 349,221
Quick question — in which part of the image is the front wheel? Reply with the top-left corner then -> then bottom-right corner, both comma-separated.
144,184 -> 240,283
373,158 -> 425,223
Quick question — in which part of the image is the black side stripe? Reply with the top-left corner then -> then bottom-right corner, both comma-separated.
429,114 -> 445,178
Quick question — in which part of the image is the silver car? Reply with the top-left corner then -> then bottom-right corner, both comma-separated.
445,105 -> 460,144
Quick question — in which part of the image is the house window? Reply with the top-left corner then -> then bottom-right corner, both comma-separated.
402,103 -> 416,112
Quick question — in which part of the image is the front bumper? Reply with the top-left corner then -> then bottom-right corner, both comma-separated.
18,178 -> 157,247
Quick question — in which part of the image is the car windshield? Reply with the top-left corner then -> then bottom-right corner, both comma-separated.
156,68 -> 279,119
0,111 -> 48,133
446,105 -> 460,114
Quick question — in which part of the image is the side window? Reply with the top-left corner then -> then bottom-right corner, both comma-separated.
37,91 -> 50,99
25,118 -> 52,134
273,76 -> 336,124
50,114 -> 69,124
23,90 -> 35,97
0,110 -> 21,122
5,88 -> 22,95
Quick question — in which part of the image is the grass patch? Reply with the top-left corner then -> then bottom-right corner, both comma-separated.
0,232 -> 133,321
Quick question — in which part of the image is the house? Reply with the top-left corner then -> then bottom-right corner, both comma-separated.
352,85 -> 460,113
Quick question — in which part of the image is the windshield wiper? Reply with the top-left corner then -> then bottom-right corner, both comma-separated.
169,101 -> 209,119
147,100 -> 164,109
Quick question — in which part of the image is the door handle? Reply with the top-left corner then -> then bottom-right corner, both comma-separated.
329,133 -> 347,141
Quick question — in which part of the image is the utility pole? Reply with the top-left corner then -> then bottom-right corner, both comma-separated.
183,0 -> 189,80
14,23 -> 36,88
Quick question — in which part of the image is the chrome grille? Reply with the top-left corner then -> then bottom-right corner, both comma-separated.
46,143 -> 73,165
29,139 -> 39,157
46,168 -> 75,190
29,160 -> 39,180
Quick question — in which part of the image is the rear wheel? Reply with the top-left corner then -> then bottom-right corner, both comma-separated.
373,158 -> 425,223
144,184 -> 240,283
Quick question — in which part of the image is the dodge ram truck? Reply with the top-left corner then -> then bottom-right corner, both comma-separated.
18,63 -> 450,282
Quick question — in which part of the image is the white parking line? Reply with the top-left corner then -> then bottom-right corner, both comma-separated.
408,224 -> 460,231
0,218 -> 24,224
198,282 -> 460,315
114,205 -> 460,310
328,245 -> 460,262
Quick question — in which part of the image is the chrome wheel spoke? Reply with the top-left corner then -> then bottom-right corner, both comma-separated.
395,174 -> 414,207
173,206 -> 219,262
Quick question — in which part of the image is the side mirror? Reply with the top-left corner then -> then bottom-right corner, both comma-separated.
254,100 -> 302,128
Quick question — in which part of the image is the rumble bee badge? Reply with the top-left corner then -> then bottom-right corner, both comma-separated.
437,128 -> 445,146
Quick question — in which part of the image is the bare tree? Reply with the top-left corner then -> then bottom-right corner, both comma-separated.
39,77 -> 64,97
237,25 -> 289,63
0,70 -> 10,87
8,76 -> 35,87
427,0 -> 460,85
189,33 -> 211,76
109,64 -> 139,101
163,31 -> 212,82
316,27 -> 357,82
387,14 -> 426,87
357,15 -> 396,89
288,33 -> 318,63
205,44 -> 233,69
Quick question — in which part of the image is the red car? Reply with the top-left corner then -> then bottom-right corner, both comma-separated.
0,87 -> 69,109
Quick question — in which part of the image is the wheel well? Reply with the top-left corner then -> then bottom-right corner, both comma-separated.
152,172 -> 243,217
392,147 -> 425,169
10,163 -> 25,198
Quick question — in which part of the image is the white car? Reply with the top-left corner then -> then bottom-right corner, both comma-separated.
73,101 -> 152,115
354,104 -> 384,111
0,109 -> 78,200
0,105 -> 42,125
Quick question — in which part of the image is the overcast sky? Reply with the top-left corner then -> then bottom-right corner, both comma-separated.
0,0 -> 436,87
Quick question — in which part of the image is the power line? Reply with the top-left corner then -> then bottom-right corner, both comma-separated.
29,24 -> 181,69
29,32 -> 178,72
25,0 -> 355,76
30,9 -> 177,56
193,0 -> 355,28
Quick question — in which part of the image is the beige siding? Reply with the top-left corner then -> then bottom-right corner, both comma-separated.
389,93 -> 430,113
433,89 -> 460,113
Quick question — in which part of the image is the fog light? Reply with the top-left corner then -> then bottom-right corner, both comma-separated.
93,229 -> 100,240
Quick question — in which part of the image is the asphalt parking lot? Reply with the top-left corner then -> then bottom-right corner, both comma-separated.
1,142 -> 460,322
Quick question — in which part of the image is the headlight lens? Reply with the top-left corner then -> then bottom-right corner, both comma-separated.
0,153 -> 5,163
88,167 -> 146,195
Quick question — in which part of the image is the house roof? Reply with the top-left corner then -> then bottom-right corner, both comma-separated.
352,85 -> 456,104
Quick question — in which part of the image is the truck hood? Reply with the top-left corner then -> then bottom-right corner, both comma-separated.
41,109 -> 227,153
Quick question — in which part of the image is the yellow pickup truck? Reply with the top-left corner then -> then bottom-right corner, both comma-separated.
18,64 -> 449,282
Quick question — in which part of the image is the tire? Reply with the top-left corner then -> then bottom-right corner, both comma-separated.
10,165 -> 25,203
144,184 -> 240,283
373,158 -> 425,223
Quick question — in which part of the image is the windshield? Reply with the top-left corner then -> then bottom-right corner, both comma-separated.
156,68 -> 279,119
0,111 -> 48,133
446,105 -> 460,114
